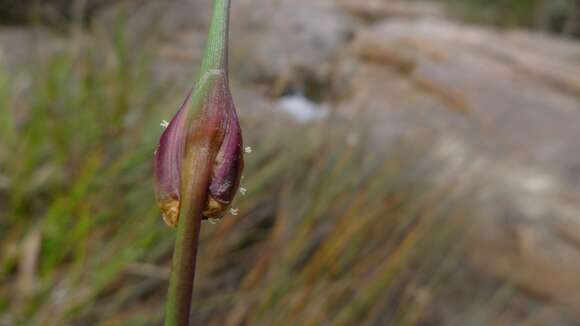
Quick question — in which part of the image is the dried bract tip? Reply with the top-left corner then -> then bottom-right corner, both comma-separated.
161,197 -> 180,228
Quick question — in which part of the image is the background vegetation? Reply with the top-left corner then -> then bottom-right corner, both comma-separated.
444,0 -> 579,35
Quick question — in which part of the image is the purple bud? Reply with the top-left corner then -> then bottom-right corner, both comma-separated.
154,91 -> 191,227
203,90 -> 244,219
154,80 -> 244,227
154,0 -> 241,228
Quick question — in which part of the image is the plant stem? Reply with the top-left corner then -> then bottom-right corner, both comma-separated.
164,1 -> 232,324
199,0 -> 231,77
164,144 -> 212,326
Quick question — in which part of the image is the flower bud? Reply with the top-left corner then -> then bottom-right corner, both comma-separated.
153,0 -> 243,227
154,80 -> 243,227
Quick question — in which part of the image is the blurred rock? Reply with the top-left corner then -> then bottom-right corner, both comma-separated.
349,18 -> 580,190
472,174 -> 580,312
337,0 -> 445,21
343,17 -> 580,315
228,0 -> 355,95
427,135 -> 580,313
141,0 -> 356,96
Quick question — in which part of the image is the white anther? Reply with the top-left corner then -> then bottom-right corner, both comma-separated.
160,120 -> 169,128
244,146 -> 252,154
229,208 -> 239,216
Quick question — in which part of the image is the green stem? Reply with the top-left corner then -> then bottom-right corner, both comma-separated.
199,0 -> 231,77
164,144 -> 212,326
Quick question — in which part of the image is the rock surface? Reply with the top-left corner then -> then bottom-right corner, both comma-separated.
341,13 -> 580,316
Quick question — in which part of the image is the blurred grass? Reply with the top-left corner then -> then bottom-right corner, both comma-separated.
0,19 -> 516,326
441,0 -> 575,33
442,0 -> 541,27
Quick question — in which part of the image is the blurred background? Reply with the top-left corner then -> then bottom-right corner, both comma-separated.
1,0 -> 580,325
